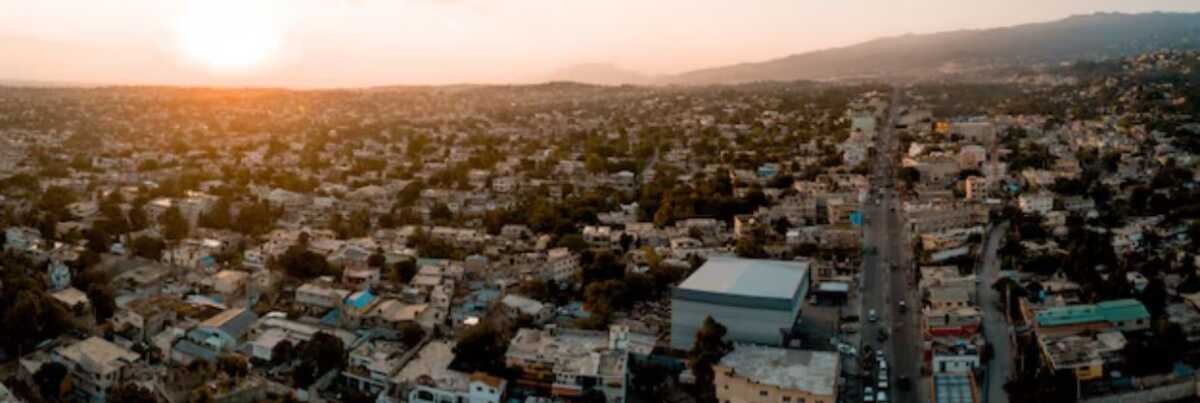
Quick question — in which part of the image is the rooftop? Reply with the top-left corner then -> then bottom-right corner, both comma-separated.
1035,299 -> 1148,327
506,328 -> 627,378
933,373 -> 978,403
676,256 -> 808,301
55,337 -> 139,375
718,344 -> 838,396
395,341 -> 470,393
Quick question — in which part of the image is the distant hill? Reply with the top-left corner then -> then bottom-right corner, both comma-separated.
544,63 -> 654,86
665,12 -> 1200,84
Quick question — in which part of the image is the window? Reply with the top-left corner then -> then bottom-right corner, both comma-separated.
782,396 -> 791,402
760,390 -> 769,397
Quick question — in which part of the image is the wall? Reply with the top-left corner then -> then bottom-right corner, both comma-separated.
670,299 -> 794,350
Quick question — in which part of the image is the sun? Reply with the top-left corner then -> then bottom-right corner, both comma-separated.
176,0 -> 281,71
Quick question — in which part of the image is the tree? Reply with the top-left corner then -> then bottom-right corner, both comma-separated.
131,236 -> 165,261
271,340 -> 294,365
33,361 -> 68,402
277,242 -> 333,280
688,317 -> 731,403
86,284 -> 117,322
159,205 -> 190,241
734,236 -> 767,259
294,332 -> 345,387
555,233 -> 587,252
453,323 -> 507,373
109,382 -> 158,403
389,259 -> 418,284
367,248 -> 386,269
217,354 -> 250,378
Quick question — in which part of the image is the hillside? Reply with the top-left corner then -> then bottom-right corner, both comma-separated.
665,12 -> 1200,84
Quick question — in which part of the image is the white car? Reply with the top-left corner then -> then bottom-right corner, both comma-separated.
878,372 -> 889,389
863,386 -> 876,402
837,343 -> 857,356
877,391 -> 890,403
868,309 -> 878,322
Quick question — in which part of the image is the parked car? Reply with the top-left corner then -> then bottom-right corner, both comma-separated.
868,309 -> 878,322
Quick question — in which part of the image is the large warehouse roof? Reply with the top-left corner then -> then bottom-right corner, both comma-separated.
677,256 -> 809,300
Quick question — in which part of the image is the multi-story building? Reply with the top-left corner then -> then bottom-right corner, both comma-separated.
52,337 -> 141,403
671,256 -> 810,349
397,341 -> 507,403
713,344 -> 839,403
505,326 -> 653,403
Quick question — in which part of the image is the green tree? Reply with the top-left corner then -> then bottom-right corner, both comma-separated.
86,284 -> 117,322
158,205 -> 190,241
109,382 -> 158,403
453,323 -> 507,373
688,316 -> 732,403
33,361 -> 68,402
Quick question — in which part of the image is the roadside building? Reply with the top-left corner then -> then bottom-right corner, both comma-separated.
713,344 -> 839,403
670,256 -> 810,349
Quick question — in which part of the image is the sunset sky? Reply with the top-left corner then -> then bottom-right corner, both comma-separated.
1,0 -> 1197,87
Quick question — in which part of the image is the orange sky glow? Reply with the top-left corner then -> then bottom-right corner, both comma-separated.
1,0 -> 1197,87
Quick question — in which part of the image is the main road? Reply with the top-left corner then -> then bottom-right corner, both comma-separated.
978,222 -> 1012,403
860,86 -> 925,403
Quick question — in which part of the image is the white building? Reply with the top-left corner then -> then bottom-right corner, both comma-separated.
396,341 -> 507,403
52,337 -> 140,403
1017,192 -> 1054,215
671,256 -> 810,349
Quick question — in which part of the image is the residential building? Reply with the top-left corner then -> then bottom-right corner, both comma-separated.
713,344 -> 839,403
52,337 -> 141,403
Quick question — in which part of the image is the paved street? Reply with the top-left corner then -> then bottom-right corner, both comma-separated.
859,87 -> 925,403
978,222 -> 1012,403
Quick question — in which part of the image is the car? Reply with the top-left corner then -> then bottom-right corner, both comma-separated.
868,309 -> 878,322
863,386 -> 875,402
878,359 -> 888,372
875,350 -> 885,361
898,300 -> 907,313
878,372 -> 889,389
877,331 -> 888,342
876,391 -> 890,403
837,343 -> 857,356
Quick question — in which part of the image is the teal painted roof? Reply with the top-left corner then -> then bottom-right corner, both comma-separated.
1036,305 -> 1101,327
1036,299 -> 1149,327
1096,299 -> 1150,322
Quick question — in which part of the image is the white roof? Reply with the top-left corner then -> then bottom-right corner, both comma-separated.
719,344 -> 838,396
677,256 -> 808,300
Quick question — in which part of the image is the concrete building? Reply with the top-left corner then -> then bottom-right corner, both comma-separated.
670,256 -> 809,349
1017,192 -> 1054,215
397,341 -> 507,403
505,326 -> 652,403
713,344 -> 839,403
52,337 -> 141,403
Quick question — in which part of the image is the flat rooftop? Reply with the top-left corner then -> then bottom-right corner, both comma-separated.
718,344 -> 837,396
676,256 -> 808,301
933,373 -> 978,403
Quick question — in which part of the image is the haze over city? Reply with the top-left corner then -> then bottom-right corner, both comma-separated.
2,0 -> 1199,87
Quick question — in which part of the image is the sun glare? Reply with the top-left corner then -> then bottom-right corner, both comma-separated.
176,0 -> 281,71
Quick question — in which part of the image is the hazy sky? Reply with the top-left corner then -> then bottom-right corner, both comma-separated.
1,0 -> 1197,87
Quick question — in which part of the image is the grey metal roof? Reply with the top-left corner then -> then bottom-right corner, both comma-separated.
677,256 -> 809,300
173,339 -> 217,362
